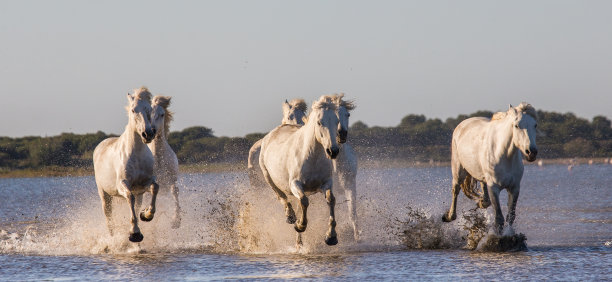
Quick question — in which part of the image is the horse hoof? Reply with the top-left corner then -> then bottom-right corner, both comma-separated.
286,214 -> 296,224
129,232 -> 144,243
294,224 -> 307,233
479,200 -> 491,209
442,214 -> 456,222
140,211 -> 154,222
325,236 -> 338,246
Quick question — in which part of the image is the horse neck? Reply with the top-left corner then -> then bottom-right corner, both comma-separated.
490,118 -> 519,161
294,118 -> 325,161
149,126 -> 169,157
120,122 -> 147,152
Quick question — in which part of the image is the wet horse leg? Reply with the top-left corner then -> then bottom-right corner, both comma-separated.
324,187 -> 338,246
487,183 -> 504,235
99,191 -> 114,236
443,166 -> 465,222
290,180 -> 309,232
120,180 -> 143,242
479,182 -> 491,208
504,185 -> 520,236
261,167 -> 296,224
140,180 -> 159,222
170,183 -> 181,229
339,171 -> 359,241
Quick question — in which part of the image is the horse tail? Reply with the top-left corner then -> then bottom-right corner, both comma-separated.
461,174 -> 480,201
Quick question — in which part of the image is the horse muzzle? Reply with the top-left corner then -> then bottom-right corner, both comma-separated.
525,147 -> 538,162
326,146 -> 340,159
141,128 -> 157,143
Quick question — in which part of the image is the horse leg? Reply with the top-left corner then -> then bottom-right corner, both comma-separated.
261,166 -> 296,224
99,191 -> 114,236
340,171 -> 359,241
443,168 -> 464,222
487,184 -> 504,235
117,180 -> 143,242
324,187 -> 338,246
479,183 -> 491,209
140,180 -> 159,222
135,194 -> 143,213
290,180 -> 309,233
504,185 -> 520,236
170,183 -> 181,229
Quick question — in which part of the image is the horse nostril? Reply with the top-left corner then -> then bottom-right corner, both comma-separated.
142,132 -> 147,138
326,148 -> 332,156
525,149 -> 531,155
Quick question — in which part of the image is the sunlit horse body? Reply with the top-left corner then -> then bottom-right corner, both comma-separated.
148,95 -> 181,229
259,95 -> 340,246
93,87 -> 159,242
330,94 -> 359,241
248,99 -> 307,188
442,103 -> 538,236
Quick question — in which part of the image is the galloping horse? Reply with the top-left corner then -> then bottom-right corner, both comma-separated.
93,87 -> 159,242
148,95 -> 181,229
259,95 -> 340,246
247,99 -> 307,188
442,103 -> 538,236
330,94 -> 359,241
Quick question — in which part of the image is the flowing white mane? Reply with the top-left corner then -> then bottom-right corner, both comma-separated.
132,87 -> 152,102
312,95 -> 338,112
331,93 -> 356,111
152,95 -> 174,138
288,99 -> 308,113
491,102 -> 537,121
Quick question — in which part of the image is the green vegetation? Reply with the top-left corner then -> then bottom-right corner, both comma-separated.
1,109 -> 611,178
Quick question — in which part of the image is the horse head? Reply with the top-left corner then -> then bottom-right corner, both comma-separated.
127,87 -> 156,143
151,95 -> 173,139
509,103 -> 538,162
282,99 -> 307,125
333,93 -> 355,144
311,96 -> 340,159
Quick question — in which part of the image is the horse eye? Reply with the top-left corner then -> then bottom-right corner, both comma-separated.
347,113 -> 351,117
161,114 -> 164,117
132,109 -> 135,113
515,124 -> 519,128
317,121 -> 322,126
534,124 -> 537,128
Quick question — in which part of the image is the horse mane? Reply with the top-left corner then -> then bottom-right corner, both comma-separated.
288,99 -> 308,113
491,102 -> 537,121
152,95 -> 174,137
133,86 -> 152,102
312,95 -> 337,112
517,102 -> 538,121
331,93 -> 356,111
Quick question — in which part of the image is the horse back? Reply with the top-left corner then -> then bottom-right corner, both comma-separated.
452,117 -> 491,181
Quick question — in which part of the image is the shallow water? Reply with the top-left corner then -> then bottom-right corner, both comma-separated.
0,164 -> 610,280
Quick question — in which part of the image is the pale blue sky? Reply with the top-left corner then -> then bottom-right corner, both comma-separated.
1,1 -> 611,137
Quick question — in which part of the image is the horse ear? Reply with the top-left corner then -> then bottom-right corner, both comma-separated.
127,93 -> 134,102
282,100 -> 290,113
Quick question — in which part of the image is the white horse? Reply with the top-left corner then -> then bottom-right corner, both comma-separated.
148,95 -> 181,229
248,99 -> 307,188
330,94 -> 359,241
93,87 -> 159,243
442,103 -> 538,236
259,95 -> 340,246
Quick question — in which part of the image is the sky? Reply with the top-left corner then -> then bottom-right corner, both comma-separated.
1,1 -> 611,138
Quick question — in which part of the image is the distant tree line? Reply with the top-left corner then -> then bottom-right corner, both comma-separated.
1,109 -> 611,172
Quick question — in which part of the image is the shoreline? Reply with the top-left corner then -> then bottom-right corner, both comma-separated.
1,157 -> 610,179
